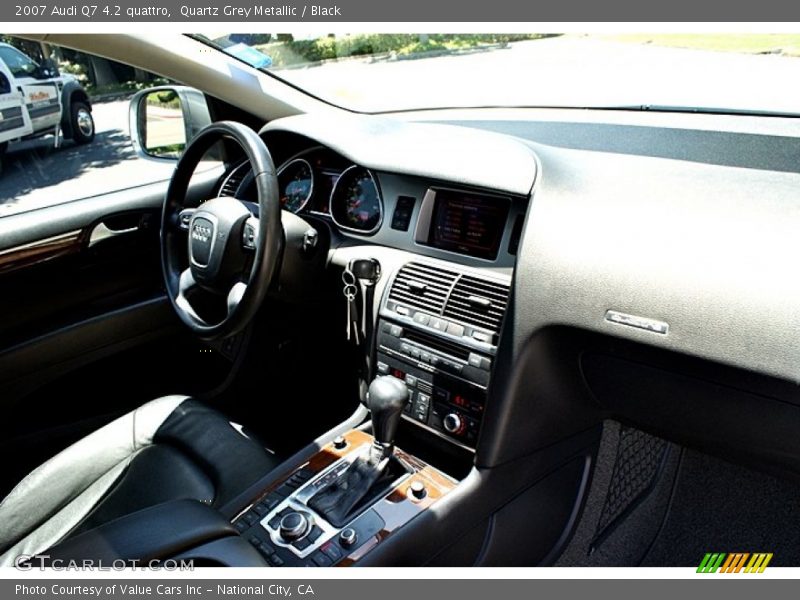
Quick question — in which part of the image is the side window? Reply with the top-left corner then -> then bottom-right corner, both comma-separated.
0,72 -> 9,94
0,46 -> 38,78
0,38 -> 213,218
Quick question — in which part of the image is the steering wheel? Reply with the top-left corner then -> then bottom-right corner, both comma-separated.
161,121 -> 282,340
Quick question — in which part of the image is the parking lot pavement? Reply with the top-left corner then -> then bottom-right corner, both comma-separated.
0,98 -> 176,217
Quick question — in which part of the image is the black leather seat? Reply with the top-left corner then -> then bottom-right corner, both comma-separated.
0,396 -> 281,566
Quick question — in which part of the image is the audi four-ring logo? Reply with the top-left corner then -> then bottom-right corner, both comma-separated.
192,224 -> 212,243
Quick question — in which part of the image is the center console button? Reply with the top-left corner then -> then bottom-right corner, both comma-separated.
472,330 -> 493,344
340,528 -> 358,547
405,375 -> 417,387
432,388 -> 449,402
413,312 -> 430,325
468,353 -> 483,368
409,481 -> 427,500
292,537 -> 312,551
322,543 -> 343,561
446,322 -> 465,337
311,551 -> 333,566
429,317 -> 448,331
308,525 -> 324,542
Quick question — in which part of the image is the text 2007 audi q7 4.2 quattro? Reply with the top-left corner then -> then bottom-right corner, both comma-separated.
1,33 -> 800,568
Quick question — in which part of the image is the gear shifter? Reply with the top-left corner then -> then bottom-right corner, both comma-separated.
307,375 -> 410,527
367,375 -> 409,464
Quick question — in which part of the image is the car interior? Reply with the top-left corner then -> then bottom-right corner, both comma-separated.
1,33 -> 800,568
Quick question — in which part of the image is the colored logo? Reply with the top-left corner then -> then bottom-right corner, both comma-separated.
697,552 -> 773,573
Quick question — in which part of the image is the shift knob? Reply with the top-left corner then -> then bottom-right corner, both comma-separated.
367,375 -> 409,459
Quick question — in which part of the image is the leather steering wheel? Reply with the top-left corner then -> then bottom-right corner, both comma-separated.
161,121 -> 282,340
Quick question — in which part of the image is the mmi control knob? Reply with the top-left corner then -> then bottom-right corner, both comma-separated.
279,512 -> 309,541
443,413 -> 466,435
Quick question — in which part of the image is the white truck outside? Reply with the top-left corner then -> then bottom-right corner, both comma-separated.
0,42 -> 95,157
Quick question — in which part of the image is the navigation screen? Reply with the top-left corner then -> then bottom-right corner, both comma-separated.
429,190 -> 510,260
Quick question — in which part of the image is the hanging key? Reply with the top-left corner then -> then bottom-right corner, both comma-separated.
342,266 -> 360,344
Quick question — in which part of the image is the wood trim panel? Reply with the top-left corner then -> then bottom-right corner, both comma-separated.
0,230 -> 83,274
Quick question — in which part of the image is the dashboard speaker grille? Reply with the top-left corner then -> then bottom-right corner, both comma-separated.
443,274 -> 510,332
388,262 -> 459,315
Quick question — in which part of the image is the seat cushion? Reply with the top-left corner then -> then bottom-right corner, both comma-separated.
0,396 -> 280,566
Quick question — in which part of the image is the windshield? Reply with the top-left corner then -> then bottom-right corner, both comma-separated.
198,34 -> 800,115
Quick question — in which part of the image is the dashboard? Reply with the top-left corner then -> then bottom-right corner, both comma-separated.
206,110 -> 800,475
218,140 -> 529,271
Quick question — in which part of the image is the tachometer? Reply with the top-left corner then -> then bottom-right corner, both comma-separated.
277,158 -> 314,213
330,166 -> 383,234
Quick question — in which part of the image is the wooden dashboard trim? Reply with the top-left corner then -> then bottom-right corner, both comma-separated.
0,230 -> 83,274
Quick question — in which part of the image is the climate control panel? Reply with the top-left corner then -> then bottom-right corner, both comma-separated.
376,320 -> 489,449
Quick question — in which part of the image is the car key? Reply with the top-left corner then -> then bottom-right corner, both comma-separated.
342,265 -> 360,344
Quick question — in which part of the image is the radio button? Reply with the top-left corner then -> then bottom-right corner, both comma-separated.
405,375 -> 418,387
413,312 -> 431,325
472,330 -> 493,344
396,305 -> 411,316
446,322 -> 465,337
389,325 -> 403,337
468,353 -> 483,368
430,317 -> 448,332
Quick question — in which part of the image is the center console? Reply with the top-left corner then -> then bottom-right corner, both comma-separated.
376,261 -> 510,451
232,260 -> 511,567
231,429 -> 456,567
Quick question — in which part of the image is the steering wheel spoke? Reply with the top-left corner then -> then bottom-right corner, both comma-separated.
174,268 -> 209,326
226,280 -> 248,317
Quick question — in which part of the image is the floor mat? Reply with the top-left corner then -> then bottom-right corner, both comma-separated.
556,420 -> 800,566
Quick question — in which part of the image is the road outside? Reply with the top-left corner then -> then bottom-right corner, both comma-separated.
1,36 -> 799,217
0,98 -> 175,216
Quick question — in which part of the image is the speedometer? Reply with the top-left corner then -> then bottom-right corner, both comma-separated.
330,166 -> 383,234
277,158 -> 314,213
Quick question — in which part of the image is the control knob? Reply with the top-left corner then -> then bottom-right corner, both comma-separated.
279,512 -> 309,541
443,413 -> 466,435
340,527 -> 358,547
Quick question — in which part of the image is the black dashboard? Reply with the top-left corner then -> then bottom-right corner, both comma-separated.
217,137 -> 529,272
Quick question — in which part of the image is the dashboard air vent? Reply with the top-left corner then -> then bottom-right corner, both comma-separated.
219,161 -> 249,198
388,262 -> 459,315
443,274 -> 510,333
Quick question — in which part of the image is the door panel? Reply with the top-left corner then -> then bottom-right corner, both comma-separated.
0,168 -> 234,494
